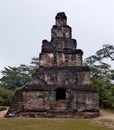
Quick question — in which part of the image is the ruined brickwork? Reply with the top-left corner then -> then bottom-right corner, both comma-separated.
6,12 -> 99,118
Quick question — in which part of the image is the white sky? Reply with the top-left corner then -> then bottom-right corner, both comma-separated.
0,0 -> 114,71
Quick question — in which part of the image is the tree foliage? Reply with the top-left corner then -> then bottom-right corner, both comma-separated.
96,44 -> 114,61
0,86 -> 13,106
0,64 -> 34,106
84,44 -> 114,108
0,64 -> 33,90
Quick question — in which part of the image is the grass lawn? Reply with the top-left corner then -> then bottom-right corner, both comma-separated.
0,118 -> 112,130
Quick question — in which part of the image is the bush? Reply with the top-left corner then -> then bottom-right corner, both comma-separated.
0,86 -> 14,106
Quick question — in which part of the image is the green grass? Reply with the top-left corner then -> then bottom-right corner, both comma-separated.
0,118 -> 112,130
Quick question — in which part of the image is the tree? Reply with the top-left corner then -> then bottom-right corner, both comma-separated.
31,57 -> 39,68
96,44 -> 114,61
84,44 -> 114,108
0,64 -> 33,90
0,85 -> 13,106
0,64 -> 34,106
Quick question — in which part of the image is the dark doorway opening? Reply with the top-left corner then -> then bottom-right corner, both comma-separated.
56,88 -> 66,100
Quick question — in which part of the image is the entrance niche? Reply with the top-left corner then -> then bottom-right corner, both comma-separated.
55,88 -> 66,110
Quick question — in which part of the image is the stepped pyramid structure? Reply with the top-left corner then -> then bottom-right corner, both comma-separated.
6,12 -> 99,118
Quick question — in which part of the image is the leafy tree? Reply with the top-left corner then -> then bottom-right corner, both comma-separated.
0,85 -> 13,106
0,64 -> 35,106
31,57 -> 39,68
96,44 -> 114,61
0,64 -> 33,90
84,44 -> 114,108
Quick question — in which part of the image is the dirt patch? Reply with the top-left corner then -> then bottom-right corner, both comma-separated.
0,109 -> 8,118
93,110 -> 114,129
0,107 -> 6,111
97,110 -> 114,120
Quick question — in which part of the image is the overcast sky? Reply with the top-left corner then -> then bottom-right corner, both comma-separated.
0,0 -> 114,72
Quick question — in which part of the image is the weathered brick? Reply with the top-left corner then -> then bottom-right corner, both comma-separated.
6,12 -> 99,118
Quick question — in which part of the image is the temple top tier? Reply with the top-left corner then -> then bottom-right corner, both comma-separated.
51,12 -> 72,39
39,12 -> 83,67
55,12 -> 67,26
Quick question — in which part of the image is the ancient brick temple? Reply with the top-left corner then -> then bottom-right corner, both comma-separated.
6,12 -> 99,118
